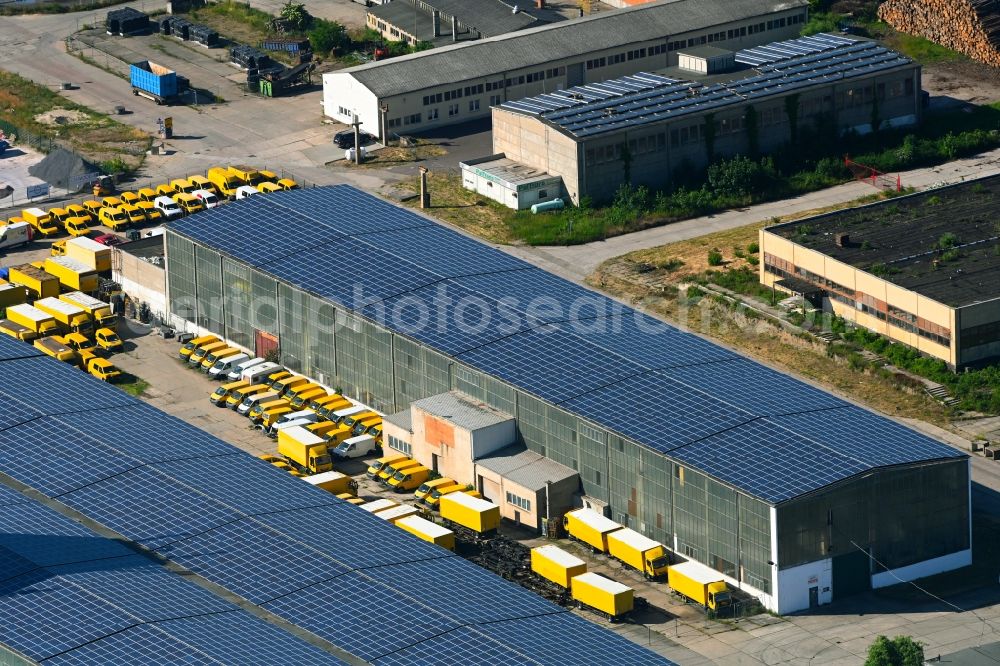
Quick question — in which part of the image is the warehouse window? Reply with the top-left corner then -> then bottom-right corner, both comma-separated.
427,108 -> 439,121
489,94 -> 502,106
506,492 -> 531,512
387,435 -> 412,456
448,104 -> 459,117
468,100 -> 480,111
403,113 -> 421,125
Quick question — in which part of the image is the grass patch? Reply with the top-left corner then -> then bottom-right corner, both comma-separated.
0,0 -> 127,15
884,30 -> 964,64
117,374 -> 150,397
355,140 -> 447,167
0,69 -> 150,171
396,172 -> 517,244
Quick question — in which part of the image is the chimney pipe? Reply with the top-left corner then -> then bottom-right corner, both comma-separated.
419,167 -> 430,208
451,15 -> 458,42
432,9 -> 440,37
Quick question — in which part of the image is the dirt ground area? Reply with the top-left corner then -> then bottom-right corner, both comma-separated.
922,59 -> 1000,105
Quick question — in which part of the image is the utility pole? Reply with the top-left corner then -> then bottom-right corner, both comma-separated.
379,104 -> 389,147
352,114 -> 363,165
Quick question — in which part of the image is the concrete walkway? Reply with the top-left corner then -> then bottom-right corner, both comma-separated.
504,147 -> 1000,281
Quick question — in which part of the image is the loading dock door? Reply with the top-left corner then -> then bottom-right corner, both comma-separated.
566,62 -> 584,87
479,476 -> 500,504
831,550 -> 871,600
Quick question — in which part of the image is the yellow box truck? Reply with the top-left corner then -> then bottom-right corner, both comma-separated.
20,207 -> 59,237
44,257 -> 98,293
531,545 -> 587,589
33,335 -> 78,364
59,291 -> 115,329
563,508 -> 622,552
360,498 -> 398,514
303,470 -> 357,495
0,282 -> 26,311
64,236 -> 112,273
33,297 -> 93,336
7,303 -> 59,337
440,492 -> 500,535
8,265 -> 60,300
277,425 -> 334,474
375,504 -> 420,523
0,319 -> 36,341
667,561 -> 732,612
606,528 -> 671,580
570,572 -> 634,620
396,515 -> 456,551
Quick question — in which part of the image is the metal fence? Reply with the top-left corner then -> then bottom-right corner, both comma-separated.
0,119 -> 56,154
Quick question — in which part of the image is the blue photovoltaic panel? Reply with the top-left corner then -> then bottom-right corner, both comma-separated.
159,518 -> 351,604
0,484 -> 29,508
56,403 -> 236,463
373,625 -> 537,666
60,466 -> 245,550
263,573 -> 462,661
0,418 -> 142,496
52,556 -> 235,621
0,393 -> 46,431
263,185 -> 437,236
258,503 -> 456,570
152,454 -> 341,515
368,556 -> 558,624
0,334 -> 42,361
43,624 -> 219,666
363,280 -> 533,356
768,405 -> 963,468
458,327 -> 649,404
563,371 -> 756,452
0,357 -> 135,414
452,268 -> 611,325
660,358 -> 848,418
672,418 -> 870,503
0,502 -> 133,566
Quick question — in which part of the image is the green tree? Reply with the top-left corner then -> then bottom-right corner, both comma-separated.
864,635 -> 924,666
279,1 -> 312,30
308,19 -> 347,53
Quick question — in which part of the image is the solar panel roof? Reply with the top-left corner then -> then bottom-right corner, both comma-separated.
169,185 -> 963,506
498,35 -> 913,138
0,340 -> 672,664
0,489 -> 348,665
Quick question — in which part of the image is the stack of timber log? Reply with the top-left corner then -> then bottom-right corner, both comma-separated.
878,0 -> 1000,66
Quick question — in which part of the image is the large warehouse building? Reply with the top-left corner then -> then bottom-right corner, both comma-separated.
0,333 -> 672,664
164,187 -> 970,615
760,175 -> 1000,368
322,0 -> 810,137
471,34 -> 921,205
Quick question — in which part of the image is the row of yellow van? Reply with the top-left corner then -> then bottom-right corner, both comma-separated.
365,455 -> 480,504
181,333 -> 383,440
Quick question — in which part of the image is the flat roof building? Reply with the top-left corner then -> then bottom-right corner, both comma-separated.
367,0 -> 546,47
323,0 -> 809,137
760,175 -> 1000,368
481,34 -> 921,204
164,186 -> 969,615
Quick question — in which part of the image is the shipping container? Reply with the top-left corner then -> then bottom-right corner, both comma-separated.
440,492 -> 500,535
44,257 -> 98,293
8,264 -> 60,300
563,508 -> 622,552
606,528 -> 671,580
65,237 -> 112,273
570,572 -> 634,620
304,470 -> 356,495
130,60 -> 179,104
396,515 -> 456,551
531,545 -> 587,588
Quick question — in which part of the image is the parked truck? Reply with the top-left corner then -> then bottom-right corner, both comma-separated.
303,470 -> 357,495
375,504 -> 419,523
20,208 -> 59,237
33,297 -> 94,336
64,237 -> 112,273
667,561 -> 732,613
59,292 -> 115,329
44,257 -> 98,293
360,498 -> 398,514
33,335 -> 78,364
276,425 -> 334,474
440,492 -> 500,536
606,528 -> 671,580
0,319 -> 36,341
8,264 -> 60,300
563,508 -> 623,552
396,515 -> 455,551
0,222 -> 32,251
531,545 -> 587,589
6,303 -> 59,337
570,572 -> 634,621
130,60 -> 179,104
